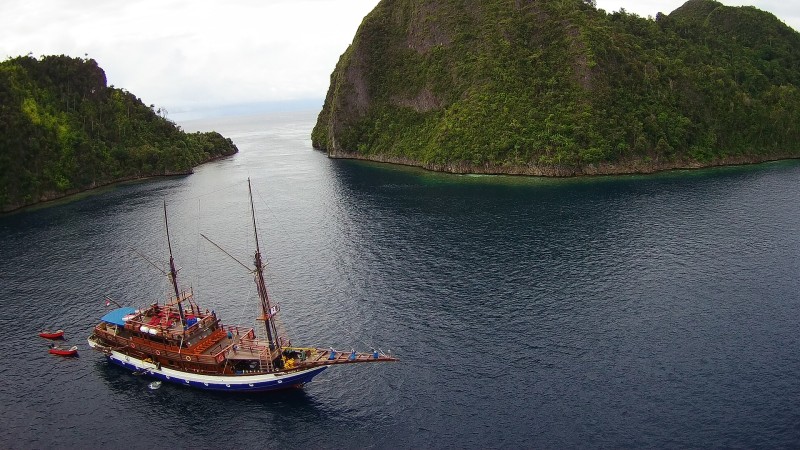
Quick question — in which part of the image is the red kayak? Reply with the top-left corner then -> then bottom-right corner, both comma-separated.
49,345 -> 78,356
39,330 -> 65,339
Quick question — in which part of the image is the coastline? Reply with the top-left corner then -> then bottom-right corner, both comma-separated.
0,153 -> 234,214
326,150 -> 800,178
9,147 -> 796,214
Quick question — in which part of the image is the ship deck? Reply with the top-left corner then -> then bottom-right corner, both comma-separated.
191,327 -> 397,368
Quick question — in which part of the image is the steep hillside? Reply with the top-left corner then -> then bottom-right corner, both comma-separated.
0,55 -> 238,212
312,0 -> 800,175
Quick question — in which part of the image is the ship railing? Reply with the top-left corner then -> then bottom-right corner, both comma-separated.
96,327 -> 219,365
122,315 -> 207,341
213,324 -> 259,355
259,347 -> 274,372
227,339 -> 271,355
216,337 -> 275,371
128,334 -> 219,365
166,288 -> 194,306
210,330 -> 272,356
220,324 -> 256,339
183,314 -> 216,335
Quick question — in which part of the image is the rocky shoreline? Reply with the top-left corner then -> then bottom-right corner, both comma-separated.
327,150 -> 799,178
1,153 -> 233,214
0,172 -> 190,214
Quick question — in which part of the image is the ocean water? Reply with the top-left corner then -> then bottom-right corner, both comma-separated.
1,110 -> 800,448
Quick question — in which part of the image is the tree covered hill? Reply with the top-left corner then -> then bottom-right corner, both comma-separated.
312,0 -> 800,175
0,55 -> 238,212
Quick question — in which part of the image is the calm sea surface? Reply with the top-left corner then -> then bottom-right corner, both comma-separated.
2,110 -> 800,449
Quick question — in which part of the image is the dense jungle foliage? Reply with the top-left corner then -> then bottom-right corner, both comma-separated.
312,0 -> 800,174
0,55 -> 238,211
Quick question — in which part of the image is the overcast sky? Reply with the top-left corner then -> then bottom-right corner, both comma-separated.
2,1 -> 798,118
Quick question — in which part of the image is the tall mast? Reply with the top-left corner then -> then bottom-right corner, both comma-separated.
164,201 -> 186,327
249,179 -> 280,352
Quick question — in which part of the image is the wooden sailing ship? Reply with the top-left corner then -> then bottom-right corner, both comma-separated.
88,180 -> 396,392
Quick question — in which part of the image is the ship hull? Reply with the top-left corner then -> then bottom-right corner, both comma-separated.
91,339 -> 327,392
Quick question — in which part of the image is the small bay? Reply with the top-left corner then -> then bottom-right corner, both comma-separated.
1,110 -> 799,448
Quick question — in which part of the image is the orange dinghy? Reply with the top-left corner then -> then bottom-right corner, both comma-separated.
49,345 -> 78,356
39,330 -> 65,339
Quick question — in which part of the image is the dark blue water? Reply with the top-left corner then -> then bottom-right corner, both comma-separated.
2,110 -> 800,449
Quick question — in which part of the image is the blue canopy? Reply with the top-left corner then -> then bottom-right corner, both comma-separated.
100,307 -> 136,327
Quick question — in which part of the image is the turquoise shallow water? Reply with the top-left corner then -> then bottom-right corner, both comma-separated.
2,110 -> 800,448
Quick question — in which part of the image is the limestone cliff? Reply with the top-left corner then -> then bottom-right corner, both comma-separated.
313,0 -> 800,175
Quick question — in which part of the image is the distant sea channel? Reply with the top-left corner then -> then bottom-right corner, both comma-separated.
2,110 -> 800,448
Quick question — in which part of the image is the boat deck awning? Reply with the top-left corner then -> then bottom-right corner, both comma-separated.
100,307 -> 137,327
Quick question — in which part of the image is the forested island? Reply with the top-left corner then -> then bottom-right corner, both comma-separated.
0,55 -> 238,212
312,0 -> 800,175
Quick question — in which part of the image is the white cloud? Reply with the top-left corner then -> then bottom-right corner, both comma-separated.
0,0 -> 380,112
1,0 -> 798,115
596,0 -> 800,29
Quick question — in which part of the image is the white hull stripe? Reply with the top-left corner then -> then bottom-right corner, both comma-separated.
89,339 -> 327,391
